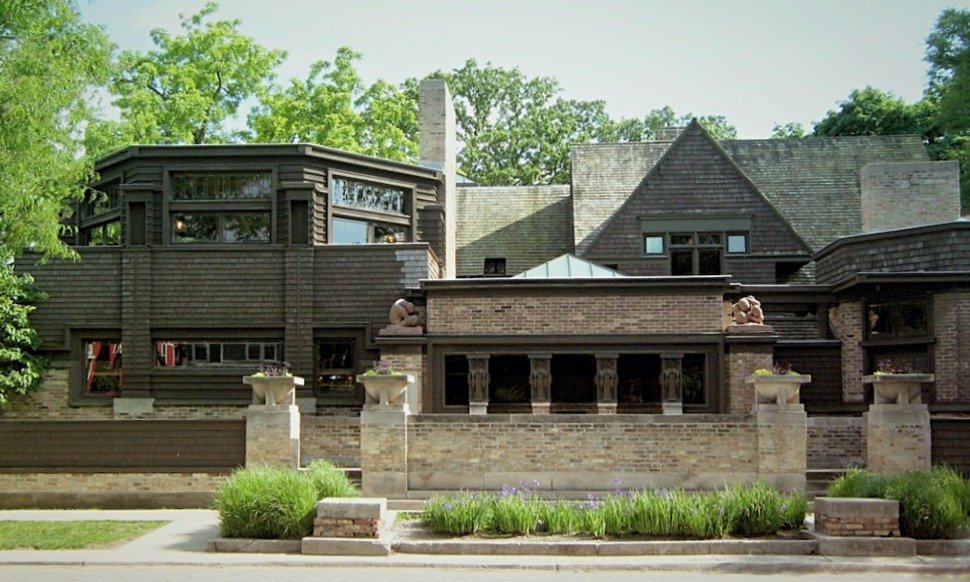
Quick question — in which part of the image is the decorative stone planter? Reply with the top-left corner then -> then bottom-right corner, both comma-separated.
357,374 -> 414,409
862,374 -> 934,405
243,375 -> 304,406
745,374 -> 811,405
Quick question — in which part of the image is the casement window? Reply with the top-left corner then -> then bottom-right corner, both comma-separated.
154,340 -> 283,368
866,298 -> 929,339
329,175 -> 412,245
169,171 -> 273,244
641,216 -> 752,276
83,340 -> 123,394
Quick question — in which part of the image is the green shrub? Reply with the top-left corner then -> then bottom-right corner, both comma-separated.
215,466 -> 318,539
725,481 -> 782,536
421,482 -> 801,539
422,492 -> 490,535
780,493 -> 808,530
887,470 -> 967,540
827,468 -> 889,498
304,460 -> 358,499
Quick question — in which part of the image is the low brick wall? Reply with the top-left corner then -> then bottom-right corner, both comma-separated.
807,416 -> 865,469
815,497 -> 900,537
407,414 -> 763,491
0,472 -> 227,508
301,415 -> 360,467
312,498 -> 385,538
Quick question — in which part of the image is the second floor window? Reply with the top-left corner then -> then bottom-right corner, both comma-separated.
169,171 -> 273,244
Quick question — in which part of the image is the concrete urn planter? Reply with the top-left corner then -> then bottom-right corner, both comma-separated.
745,374 -> 812,405
243,375 -> 304,406
862,374 -> 934,404
357,374 -> 413,409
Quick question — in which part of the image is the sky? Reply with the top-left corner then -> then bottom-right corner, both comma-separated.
77,0 -> 970,139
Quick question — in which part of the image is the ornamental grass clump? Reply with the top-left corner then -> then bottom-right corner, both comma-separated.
488,487 -> 542,535
779,492 -> 808,531
422,492 -> 491,535
304,460 -> 358,499
886,469 -> 967,540
723,481 -> 783,537
537,499 -> 578,534
215,462 -> 359,539
215,466 -> 317,539
826,466 -> 970,539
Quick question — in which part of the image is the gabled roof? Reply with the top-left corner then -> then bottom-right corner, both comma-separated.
513,254 -> 624,279
720,135 -> 929,250
570,133 -> 929,253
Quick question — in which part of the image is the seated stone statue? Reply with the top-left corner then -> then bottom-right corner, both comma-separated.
381,298 -> 422,335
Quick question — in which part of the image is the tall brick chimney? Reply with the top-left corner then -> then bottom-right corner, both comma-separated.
418,79 -> 457,278
860,161 -> 961,233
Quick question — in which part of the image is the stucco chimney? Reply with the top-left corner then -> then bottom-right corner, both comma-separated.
860,161 -> 961,233
418,79 -> 457,278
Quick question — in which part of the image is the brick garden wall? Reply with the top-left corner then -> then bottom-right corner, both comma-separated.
807,416 -> 866,469
0,472 -> 226,508
301,416 -> 360,467
406,414 -> 759,491
426,286 -> 724,335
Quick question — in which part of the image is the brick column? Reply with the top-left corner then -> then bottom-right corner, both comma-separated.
865,403 -> 931,474
757,402 -> 807,492
467,354 -> 489,415
360,408 -> 408,498
830,301 -> 864,404
933,292 -> 970,403
246,404 -> 300,468
529,354 -> 551,414
724,329 -> 775,414
594,354 -> 618,414
379,343 -> 424,412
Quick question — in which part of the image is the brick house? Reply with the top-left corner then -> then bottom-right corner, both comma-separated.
1,80 -> 968,504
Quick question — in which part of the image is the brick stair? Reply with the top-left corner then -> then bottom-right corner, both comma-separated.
806,468 -> 847,501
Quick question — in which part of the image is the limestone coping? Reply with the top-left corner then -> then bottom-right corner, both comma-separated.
815,496 -> 899,519
316,497 -> 387,520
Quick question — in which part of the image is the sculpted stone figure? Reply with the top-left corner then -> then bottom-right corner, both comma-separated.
731,295 -> 765,325
380,298 -> 422,335
389,298 -> 419,326
661,357 -> 683,402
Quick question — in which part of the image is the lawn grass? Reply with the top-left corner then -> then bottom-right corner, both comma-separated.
0,520 -> 169,549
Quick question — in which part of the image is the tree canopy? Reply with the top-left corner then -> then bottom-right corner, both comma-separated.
426,61 -> 736,185
247,47 -> 417,162
86,1 -> 285,157
1,0 -> 111,260
0,0 -> 110,402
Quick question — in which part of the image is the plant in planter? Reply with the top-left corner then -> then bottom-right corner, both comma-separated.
863,360 -> 934,405
356,360 -> 413,408
243,362 -> 304,406
745,362 -> 811,405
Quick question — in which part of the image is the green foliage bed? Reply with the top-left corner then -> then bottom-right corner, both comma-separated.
422,481 -> 807,539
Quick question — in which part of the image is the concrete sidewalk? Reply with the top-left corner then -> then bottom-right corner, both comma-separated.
0,509 -> 968,575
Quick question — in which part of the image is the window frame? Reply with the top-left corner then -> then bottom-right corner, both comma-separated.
78,179 -> 123,247
163,167 -> 278,246
327,169 -> 416,245
153,339 -> 284,369
70,331 -> 124,406
314,329 -> 368,406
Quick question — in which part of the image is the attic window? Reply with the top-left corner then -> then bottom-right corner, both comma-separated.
484,258 -> 506,276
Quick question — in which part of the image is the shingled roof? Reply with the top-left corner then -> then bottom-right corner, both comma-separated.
570,133 -> 929,253
720,135 -> 929,250
455,185 -> 573,277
